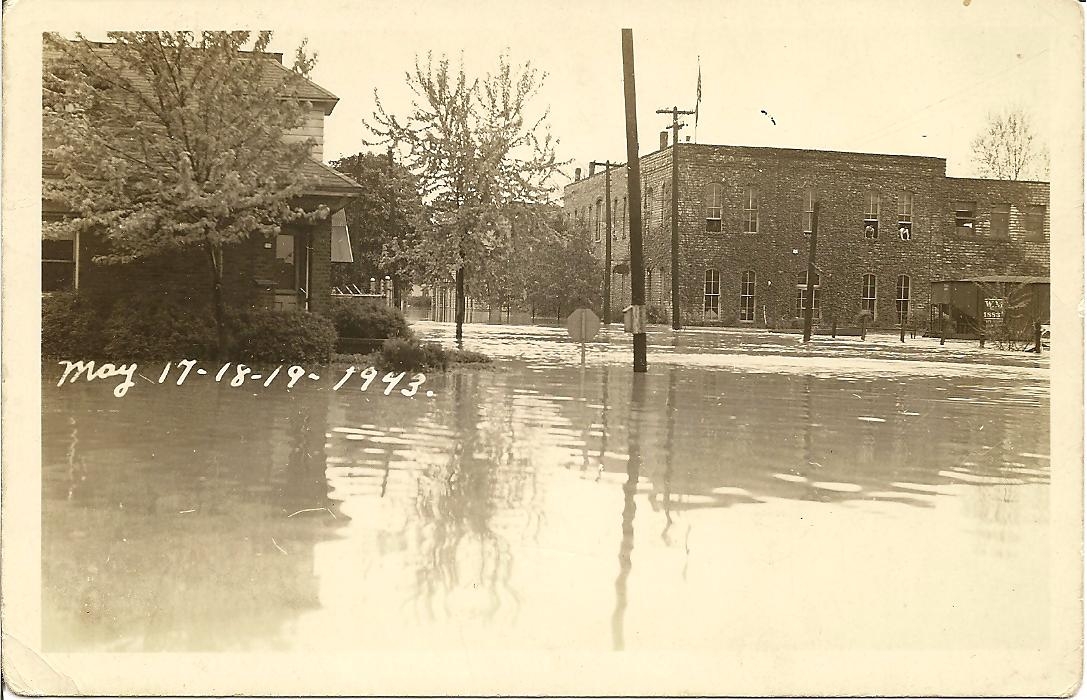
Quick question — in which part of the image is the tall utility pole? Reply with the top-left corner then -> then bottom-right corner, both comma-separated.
621,29 -> 647,372
802,202 -> 820,342
590,160 -> 622,325
656,106 -> 694,331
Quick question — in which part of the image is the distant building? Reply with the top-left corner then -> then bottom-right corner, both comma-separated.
42,41 -> 363,315
563,140 -> 1049,333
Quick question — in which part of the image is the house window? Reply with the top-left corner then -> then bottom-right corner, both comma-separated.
646,267 -> 653,303
1025,205 -> 1045,241
594,199 -> 602,243
621,196 -> 627,238
861,273 -> 877,318
43,233 -> 77,292
795,270 -> 821,318
864,191 -> 879,239
705,183 -> 723,232
740,270 -> 756,321
898,191 -> 913,241
954,201 -> 976,235
743,186 -> 759,233
657,267 -> 665,306
704,269 -> 720,320
802,189 -> 814,234
990,204 -> 1010,238
895,275 -> 911,326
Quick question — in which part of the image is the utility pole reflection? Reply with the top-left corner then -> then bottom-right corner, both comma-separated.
612,372 -> 646,650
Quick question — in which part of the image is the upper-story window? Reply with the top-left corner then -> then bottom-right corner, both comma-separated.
594,199 -> 602,243
954,201 -> 976,235
1025,205 -> 1045,241
644,186 -> 652,235
802,189 -> 814,234
898,192 -> 913,241
743,187 -> 759,233
705,183 -> 723,232
990,203 -> 1010,238
621,196 -> 627,239
660,184 -> 667,230
612,197 -> 619,240
864,191 -> 880,239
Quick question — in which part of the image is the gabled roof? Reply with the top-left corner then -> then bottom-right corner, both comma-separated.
302,159 -> 364,196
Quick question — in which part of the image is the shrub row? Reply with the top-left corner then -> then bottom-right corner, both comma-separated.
44,293 -> 336,364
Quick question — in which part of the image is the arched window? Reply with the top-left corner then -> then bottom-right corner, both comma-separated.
795,270 -> 821,318
704,269 -> 720,320
862,274 -> 877,317
594,199 -> 602,242
896,275 -> 911,325
705,183 -> 723,232
740,271 -> 756,321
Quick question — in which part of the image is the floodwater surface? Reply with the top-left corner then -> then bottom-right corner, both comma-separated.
42,324 -> 1050,652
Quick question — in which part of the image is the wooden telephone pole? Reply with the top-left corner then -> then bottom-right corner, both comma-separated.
622,29 -> 647,372
802,202 -> 820,342
656,106 -> 694,331
589,160 -> 623,325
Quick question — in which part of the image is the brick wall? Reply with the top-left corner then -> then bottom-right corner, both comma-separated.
563,144 -> 1051,330
938,177 -> 1050,279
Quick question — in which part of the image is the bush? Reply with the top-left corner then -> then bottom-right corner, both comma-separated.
379,337 -> 449,372
327,298 -> 410,340
102,297 -> 217,360
42,292 -> 106,358
231,308 -> 338,364
646,304 -> 670,324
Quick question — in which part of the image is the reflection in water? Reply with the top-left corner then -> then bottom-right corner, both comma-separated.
41,322 -> 1051,652
612,374 -> 645,651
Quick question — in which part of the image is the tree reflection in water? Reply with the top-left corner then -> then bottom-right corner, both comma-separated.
408,371 -> 541,625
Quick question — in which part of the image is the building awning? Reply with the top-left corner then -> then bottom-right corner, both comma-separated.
330,209 -> 353,263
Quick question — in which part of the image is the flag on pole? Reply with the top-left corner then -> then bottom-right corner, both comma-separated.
694,56 -> 702,142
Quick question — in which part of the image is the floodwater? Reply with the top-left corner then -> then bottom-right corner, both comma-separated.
42,323 -> 1050,652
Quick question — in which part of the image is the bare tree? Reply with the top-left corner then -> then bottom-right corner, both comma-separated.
971,107 -> 1049,180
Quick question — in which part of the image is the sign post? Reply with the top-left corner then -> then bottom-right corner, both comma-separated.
566,308 -> 602,366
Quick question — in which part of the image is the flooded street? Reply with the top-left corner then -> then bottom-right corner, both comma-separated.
42,323 -> 1050,652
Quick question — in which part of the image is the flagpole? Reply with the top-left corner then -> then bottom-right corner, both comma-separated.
694,56 -> 701,144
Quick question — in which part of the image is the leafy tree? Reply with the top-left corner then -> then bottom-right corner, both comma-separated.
43,31 -> 324,358
364,51 -> 564,342
330,151 -> 423,291
971,107 -> 1049,180
525,213 -> 602,322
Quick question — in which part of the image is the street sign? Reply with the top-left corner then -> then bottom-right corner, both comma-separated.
566,308 -> 601,343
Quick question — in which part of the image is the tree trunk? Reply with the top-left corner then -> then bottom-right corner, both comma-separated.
206,242 -> 228,361
455,265 -> 466,346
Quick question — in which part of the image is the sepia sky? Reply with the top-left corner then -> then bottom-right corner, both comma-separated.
264,0 -> 1073,180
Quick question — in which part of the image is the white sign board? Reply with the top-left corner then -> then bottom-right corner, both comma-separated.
566,308 -> 601,343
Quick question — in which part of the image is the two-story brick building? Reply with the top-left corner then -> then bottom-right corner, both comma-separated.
563,139 -> 1050,333
42,42 -> 363,316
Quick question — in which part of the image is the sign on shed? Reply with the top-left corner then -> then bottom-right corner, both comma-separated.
566,308 -> 601,343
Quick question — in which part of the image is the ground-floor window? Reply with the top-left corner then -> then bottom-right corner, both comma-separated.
862,273 -> 877,318
896,275 -> 911,325
704,269 -> 720,320
795,270 -> 821,318
740,270 -> 756,321
43,232 -> 77,292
